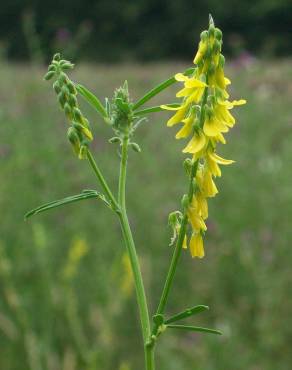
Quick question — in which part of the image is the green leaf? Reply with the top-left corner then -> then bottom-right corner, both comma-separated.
133,67 -> 195,110
134,103 -> 180,116
76,84 -> 108,118
25,190 -> 103,219
167,324 -> 222,335
165,305 -> 209,324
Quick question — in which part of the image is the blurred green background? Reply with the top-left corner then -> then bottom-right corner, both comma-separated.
1,1 -> 292,370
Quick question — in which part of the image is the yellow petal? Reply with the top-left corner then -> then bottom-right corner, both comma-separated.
161,104 -> 181,111
208,151 -> 234,165
167,105 -> 188,126
175,73 -> 188,82
176,87 -> 194,98
188,210 -> 207,232
203,117 -> 227,137
215,105 -> 235,127
190,233 -> 205,258
185,88 -> 205,104
175,118 -> 193,139
207,156 -> 222,177
229,99 -> 246,107
213,132 -> 226,144
215,67 -> 226,89
202,170 -> 218,198
191,194 -> 208,220
185,79 -> 207,88
224,77 -> 231,85
182,132 -> 206,153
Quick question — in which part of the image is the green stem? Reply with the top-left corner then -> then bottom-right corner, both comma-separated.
155,162 -> 198,318
118,136 -> 155,370
86,149 -> 119,210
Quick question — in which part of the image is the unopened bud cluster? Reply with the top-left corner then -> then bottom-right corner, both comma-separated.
44,53 -> 93,159
110,81 -> 134,137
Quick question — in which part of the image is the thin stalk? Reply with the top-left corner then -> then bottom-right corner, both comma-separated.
155,161 -> 198,318
118,136 -> 155,370
86,149 -> 119,210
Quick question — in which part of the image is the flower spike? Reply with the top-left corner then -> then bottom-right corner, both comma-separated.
163,19 -> 246,258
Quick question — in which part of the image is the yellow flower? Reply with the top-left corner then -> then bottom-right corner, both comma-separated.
208,150 -> 234,165
187,208 -> 207,232
164,18 -> 246,259
203,115 -> 229,137
190,233 -> 204,258
190,193 -> 208,220
182,131 -> 206,153
197,167 -> 218,198
175,117 -> 193,139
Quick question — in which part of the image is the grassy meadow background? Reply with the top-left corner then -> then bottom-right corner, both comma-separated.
0,58 -> 292,370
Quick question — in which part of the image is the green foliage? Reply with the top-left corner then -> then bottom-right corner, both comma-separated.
1,0 -> 292,61
25,190 -> 105,219
1,60 -> 292,369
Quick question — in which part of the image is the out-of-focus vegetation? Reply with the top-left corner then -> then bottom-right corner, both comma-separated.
0,59 -> 292,370
1,0 -> 292,61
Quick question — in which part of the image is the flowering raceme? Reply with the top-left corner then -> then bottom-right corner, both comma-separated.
162,18 -> 246,259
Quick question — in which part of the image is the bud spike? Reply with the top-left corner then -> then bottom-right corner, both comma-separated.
209,14 -> 214,26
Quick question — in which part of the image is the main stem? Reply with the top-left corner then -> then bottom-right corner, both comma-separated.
118,135 -> 155,370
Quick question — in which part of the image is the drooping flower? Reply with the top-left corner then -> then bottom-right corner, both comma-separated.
163,17 -> 246,258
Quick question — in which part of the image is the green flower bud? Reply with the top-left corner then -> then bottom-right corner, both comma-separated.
59,72 -> 68,85
200,30 -> 208,42
61,62 -> 74,70
53,81 -> 61,94
108,137 -> 121,144
205,104 -> 213,119
53,53 -> 61,61
72,122 -> 93,141
67,127 -> 80,155
181,194 -> 189,209
183,158 -> 193,175
214,28 -> 222,41
68,94 -> 78,107
61,85 -> 70,98
208,23 -> 215,38
208,62 -> 216,76
44,71 -> 55,81
48,64 -> 56,72
64,103 -> 72,120
73,107 -> 82,123
67,81 -> 77,95
58,92 -> 66,108
207,94 -> 216,107
129,142 -> 141,153
219,54 -> 225,68
213,39 -> 221,54
82,117 -> 90,128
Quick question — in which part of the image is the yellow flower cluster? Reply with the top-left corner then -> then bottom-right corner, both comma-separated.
163,19 -> 246,259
